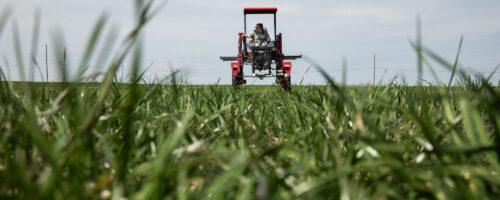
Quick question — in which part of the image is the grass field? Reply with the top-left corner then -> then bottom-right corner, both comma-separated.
1,80 -> 500,199
2,1 -> 500,199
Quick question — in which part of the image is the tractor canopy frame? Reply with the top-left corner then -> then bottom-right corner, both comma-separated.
244,7 -> 278,41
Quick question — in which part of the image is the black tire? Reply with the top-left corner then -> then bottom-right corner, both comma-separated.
278,77 -> 291,92
232,76 -> 238,88
283,80 -> 291,92
232,76 -> 244,88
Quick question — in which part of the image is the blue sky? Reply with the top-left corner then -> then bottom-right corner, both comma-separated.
1,0 -> 499,85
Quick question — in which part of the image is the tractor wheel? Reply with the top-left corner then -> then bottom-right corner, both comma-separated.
278,77 -> 291,91
232,76 -> 242,88
284,78 -> 291,91
232,76 -> 238,88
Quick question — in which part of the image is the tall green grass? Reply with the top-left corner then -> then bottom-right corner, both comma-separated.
1,1 -> 500,199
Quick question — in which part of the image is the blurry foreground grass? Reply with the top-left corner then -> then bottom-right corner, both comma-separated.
1,81 -> 500,199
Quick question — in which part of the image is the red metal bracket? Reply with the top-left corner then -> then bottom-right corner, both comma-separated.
283,62 -> 292,75
231,62 -> 240,77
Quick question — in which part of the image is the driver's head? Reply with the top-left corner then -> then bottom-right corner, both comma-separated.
255,23 -> 264,32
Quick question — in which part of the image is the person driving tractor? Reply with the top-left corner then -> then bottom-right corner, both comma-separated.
239,23 -> 272,47
220,8 -> 301,90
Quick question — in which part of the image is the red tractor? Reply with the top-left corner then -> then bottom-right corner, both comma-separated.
220,7 -> 301,91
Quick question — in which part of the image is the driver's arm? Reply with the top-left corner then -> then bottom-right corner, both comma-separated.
238,32 -> 250,37
265,31 -> 272,42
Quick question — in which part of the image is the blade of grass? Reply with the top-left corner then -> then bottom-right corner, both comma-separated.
0,6 -> 12,37
12,20 -> 25,81
29,8 -> 41,82
78,0 -> 156,135
75,14 -> 108,81
416,15 -> 423,82
448,36 -> 463,87
136,109 -> 194,200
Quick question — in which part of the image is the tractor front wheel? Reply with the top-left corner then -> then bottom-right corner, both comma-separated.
232,76 -> 244,88
278,77 -> 291,91
232,76 -> 238,88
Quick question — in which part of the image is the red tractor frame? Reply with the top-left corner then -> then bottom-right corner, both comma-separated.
220,7 -> 301,91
